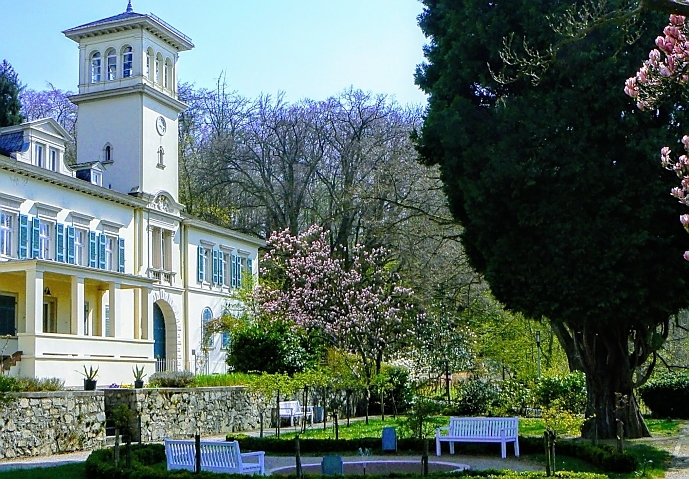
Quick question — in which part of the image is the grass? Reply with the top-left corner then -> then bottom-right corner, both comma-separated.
0,463 -> 85,478
645,417 -> 682,436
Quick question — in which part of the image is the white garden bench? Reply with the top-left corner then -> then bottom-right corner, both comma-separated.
164,438 -> 265,475
279,400 -> 313,426
435,416 -> 519,459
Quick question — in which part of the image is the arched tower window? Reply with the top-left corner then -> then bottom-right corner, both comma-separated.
106,48 -> 116,81
103,143 -> 113,163
155,53 -> 161,84
202,307 -> 213,348
157,146 -> 165,168
90,52 -> 101,83
146,48 -> 153,80
122,46 -> 133,78
164,58 -> 171,89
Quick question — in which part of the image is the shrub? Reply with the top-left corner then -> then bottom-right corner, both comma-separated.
451,378 -> 500,416
192,372 -> 253,387
534,372 -> 586,414
638,372 -> 689,418
17,377 -> 64,391
147,370 -> 194,388
494,378 -> 534,415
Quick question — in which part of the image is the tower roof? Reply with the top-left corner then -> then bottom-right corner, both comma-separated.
62,2 -> 194,51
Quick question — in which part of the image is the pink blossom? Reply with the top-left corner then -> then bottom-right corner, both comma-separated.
684,251 -> 689,261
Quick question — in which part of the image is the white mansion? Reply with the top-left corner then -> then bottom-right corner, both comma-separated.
0,3 -> 263,386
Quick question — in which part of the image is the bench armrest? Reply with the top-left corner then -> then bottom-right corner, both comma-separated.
241,451 -> 265,458
436,425 -> 450,436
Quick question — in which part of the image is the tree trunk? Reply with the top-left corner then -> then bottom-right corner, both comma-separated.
577,327 -> 650,439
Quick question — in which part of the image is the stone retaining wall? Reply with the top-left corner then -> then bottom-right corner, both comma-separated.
0,390 -> 106,459
104,386 -> 263,441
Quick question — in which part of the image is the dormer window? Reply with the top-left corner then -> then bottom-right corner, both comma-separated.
90,52 -> 101,83
48,148 -> 58,171
35,144 -> 44,168
92,170 -> 102,187
122,46 -> 133,78
106,48 -> 116,81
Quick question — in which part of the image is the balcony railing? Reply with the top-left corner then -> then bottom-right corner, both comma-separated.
147,268 -> 176,285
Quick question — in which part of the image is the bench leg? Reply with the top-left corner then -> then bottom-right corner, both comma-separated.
514,438 -> 520,457
449,442 -> 454,455
501,441 -> 506,459
435,438 -> 441,456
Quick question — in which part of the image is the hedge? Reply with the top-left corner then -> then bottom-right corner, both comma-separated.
638,372 -> 689,418
228,436 -> 637,473
84,444 -> 608,479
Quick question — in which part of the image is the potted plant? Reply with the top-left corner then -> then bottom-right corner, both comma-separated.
78,365 -> 99,390
133,365 -> 147,388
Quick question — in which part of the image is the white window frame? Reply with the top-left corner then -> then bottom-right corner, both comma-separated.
91,52 -> 101,83
39,220 -> 53,260
106,48 -> 117,81
74,227 -> 87,266
92,170 -> 102,186
0,211 -> 14,258
105,234 -> 117,271
35,144 -> 44,168
48,148 -> 58,172
122,46 -> 133,78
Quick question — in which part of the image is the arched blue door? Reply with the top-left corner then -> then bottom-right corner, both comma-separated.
153,303 -> 166,362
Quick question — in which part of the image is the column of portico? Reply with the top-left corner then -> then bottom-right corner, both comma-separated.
25,267 -> 43,334
108,282 -> 120,337
71,275 -> 85,335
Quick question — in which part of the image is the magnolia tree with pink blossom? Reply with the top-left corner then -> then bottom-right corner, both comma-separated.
256,225 -> 416,418
626,13 -> 689,260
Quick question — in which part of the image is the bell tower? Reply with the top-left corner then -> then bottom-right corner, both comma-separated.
63,1 -> 193,201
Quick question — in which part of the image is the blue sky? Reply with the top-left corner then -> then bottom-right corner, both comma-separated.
2,0 -> 428,106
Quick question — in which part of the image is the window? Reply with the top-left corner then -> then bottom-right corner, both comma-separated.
104,235 -> 116,271
43,297 -> 57,333
105,305 -> 111,337
157,146 -> 165,168
39,221 -> 53,260
154,54 -> 160,84
92,170 -> 102,186
35,144 -> 44,168
106,48 -> 116,80
204,250 -> 211,282
48,149 -> 58,171
74,228 -> 86,266
91,52 -> 101,83
202,307 -> 213,348
164,59 -> 170,88
122,46 -> 133,78
104,144 -> 112,163
0,212 -> 13,257
146,50 -> 151,79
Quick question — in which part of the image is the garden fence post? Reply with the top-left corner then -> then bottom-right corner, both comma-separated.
195,433 -> 201,473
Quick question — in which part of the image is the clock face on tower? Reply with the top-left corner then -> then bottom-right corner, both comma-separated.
156,116 -> 167,136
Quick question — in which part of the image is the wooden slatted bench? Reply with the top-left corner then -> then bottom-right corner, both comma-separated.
279,400 -> 313,426
435,416 -> 519,459
164,438 -> 265,475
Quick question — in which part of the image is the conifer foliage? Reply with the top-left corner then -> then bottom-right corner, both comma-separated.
0,60 -> 23,127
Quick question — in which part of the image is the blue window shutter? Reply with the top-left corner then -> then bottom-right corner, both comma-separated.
222,330 -> 230,349
88,231 -> 97,268
197,246 -> 205,282
18,215 -> 28,259
118,237 -> 125,273
247,258 -> 253,276
230,254 -> 237,287
56,223 -> 65,262
98,234 -> 106,269
67,226 -> 75,264
31,217 -> 40,259
218,253 -> 225,285
212,250 -> 219,285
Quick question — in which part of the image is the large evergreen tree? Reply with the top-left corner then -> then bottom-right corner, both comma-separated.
0,60 -> 23,127
414,0 -> 689,439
